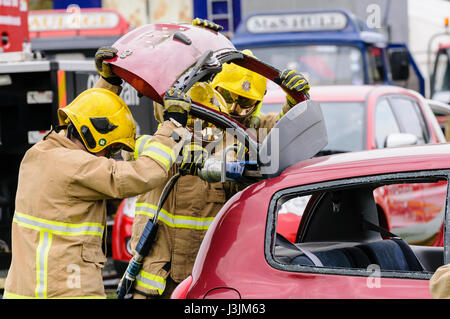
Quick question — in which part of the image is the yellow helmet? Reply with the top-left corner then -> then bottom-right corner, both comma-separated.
211,49 -> 267,103
186,82 -> 229,127
58,88 -> 136,153
153,82 -> 229,125
187,82 -> 230,143
154,82 -> 229,145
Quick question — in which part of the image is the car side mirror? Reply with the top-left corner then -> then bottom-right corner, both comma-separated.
384,133 -> 418,148
389,50 -> 410,81
432,91 -> 450,105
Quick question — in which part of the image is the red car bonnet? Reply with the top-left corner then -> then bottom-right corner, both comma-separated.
105,23 -> 235,104
106,23 -> 308,106
105,23 -> 311,153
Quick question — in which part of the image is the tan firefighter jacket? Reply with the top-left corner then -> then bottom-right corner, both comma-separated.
3,119 -> 188,299
130,100 -> 292,297
430,264 -> 450,298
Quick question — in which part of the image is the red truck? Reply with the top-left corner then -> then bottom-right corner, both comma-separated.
0,0 -> 29,54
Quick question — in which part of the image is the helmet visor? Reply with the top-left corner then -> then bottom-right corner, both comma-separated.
217,87 -> 259,118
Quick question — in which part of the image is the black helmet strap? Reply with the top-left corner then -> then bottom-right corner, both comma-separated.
67,124 -> 80,141
66,124 -> 96,154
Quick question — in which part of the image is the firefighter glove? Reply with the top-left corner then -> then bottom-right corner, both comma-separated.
95,46 -> 123,86
180,142 -> 208,176
280,69 -> 310,107
248,115 -> 261,129
163,88 -> 191,127
192,18 -> 224,32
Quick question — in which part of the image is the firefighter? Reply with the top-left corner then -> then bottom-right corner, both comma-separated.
127,63 -> 309,298
3,85 -> 192,299
209,47 -> 310,200
192,18 -> 311,132
128,82 -> 236,299
211,48 -> 310,131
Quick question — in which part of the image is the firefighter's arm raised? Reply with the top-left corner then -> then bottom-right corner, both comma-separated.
278,69 -> 310,117
69,120 -> 188,200
93,46 -> 123,95
70,83 -> 192,200
115,120 -> 189,198
252,69 -> 310,131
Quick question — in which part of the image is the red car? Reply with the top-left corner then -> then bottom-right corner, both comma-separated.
172,143 -> 450,299
112,88 -> 447,272
264,85 -> 447,244
111,196 -> 136,274
113,86 -> 446,276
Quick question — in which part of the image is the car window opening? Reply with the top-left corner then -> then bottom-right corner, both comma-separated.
251,45 -> 364,86
272,176 -> 448,278
261,101 -> 365,154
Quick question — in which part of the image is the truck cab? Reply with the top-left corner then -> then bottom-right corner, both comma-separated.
232,9 -> 425,95
28,8 -> 131,60
430,43 -> 450,105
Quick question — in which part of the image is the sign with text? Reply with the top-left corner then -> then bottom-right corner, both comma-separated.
28,8 -> 130,38
0,0 -> 29,52
29,10 -> 120,32
246,12 -> 348,34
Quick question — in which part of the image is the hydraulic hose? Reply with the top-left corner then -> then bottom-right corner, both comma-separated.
116,173 -> 181,299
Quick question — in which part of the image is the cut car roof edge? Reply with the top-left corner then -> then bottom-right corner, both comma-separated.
281,143 -> 450,176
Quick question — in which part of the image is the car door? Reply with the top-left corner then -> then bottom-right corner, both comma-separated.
389,96 -> 431,145
374,97 -> 401,149
374,95 -> 433,149
372,95 -> 445,246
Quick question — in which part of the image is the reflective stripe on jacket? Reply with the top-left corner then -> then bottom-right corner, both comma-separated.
130,171 -> 227,296
135,203 -> 215,229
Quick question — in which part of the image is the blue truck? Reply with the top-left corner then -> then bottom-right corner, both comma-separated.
231,9 -> 425,95
194,3 -> 424,96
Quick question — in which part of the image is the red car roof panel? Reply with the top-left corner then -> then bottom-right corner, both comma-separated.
108,23 -> 235,104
